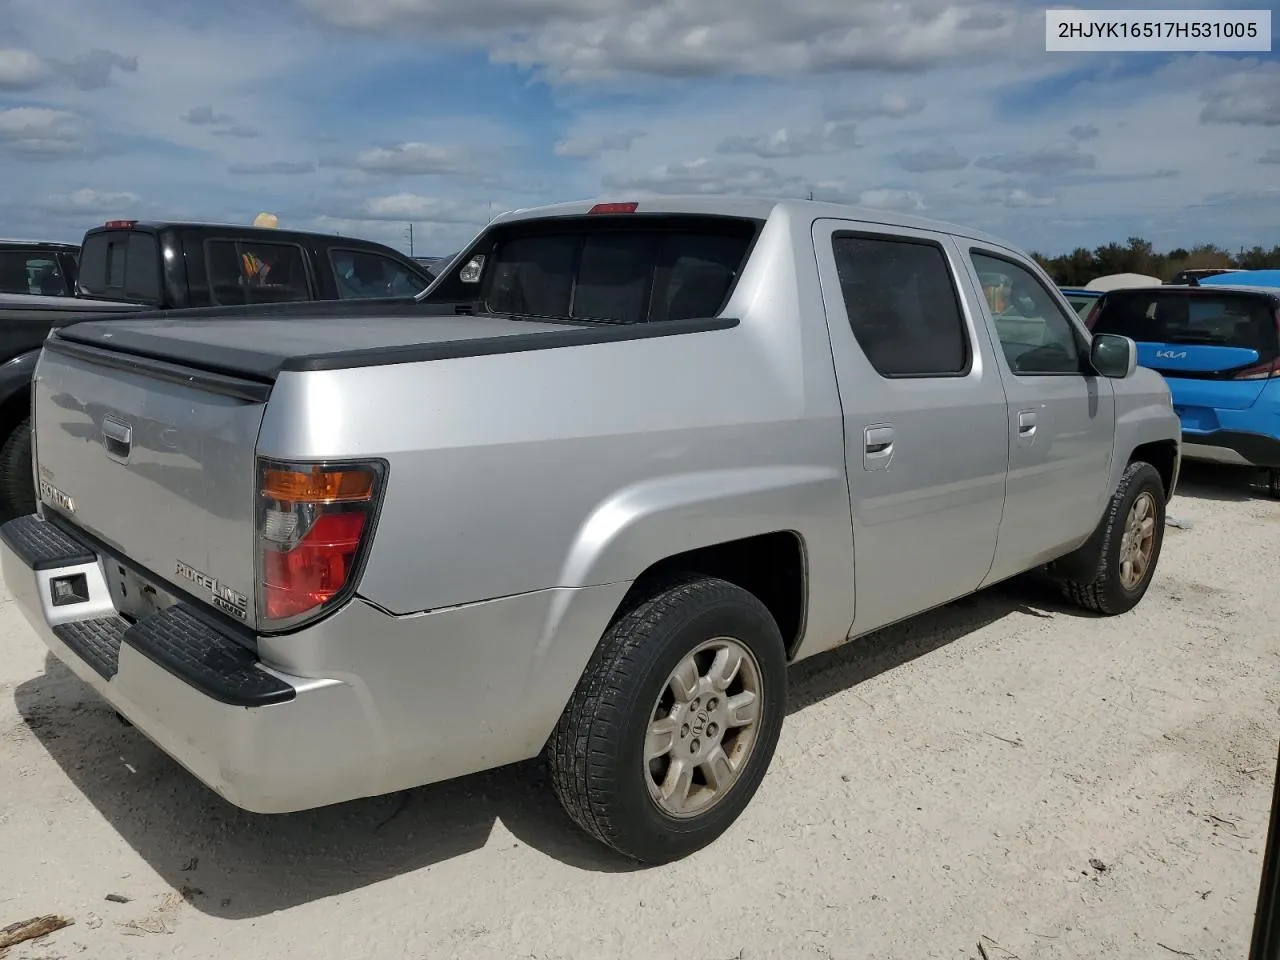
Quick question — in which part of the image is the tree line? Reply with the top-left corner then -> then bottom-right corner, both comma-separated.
1030,237 -> 1280,286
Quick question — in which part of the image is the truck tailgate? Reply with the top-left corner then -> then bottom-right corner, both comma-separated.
33,342 -> 265,627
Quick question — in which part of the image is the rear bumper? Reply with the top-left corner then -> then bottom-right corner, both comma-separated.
1182,429 -> 1280,469
0,514 -> 375,814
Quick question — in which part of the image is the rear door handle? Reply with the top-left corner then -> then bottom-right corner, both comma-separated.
863,424 -> 895,471
1017,409 -> 1037,441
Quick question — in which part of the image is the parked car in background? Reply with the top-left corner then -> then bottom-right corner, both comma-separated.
71,220 -> 434,308
0,220 -> 437,520
1168,267 -> 1241,286
0,240 -> 79,297
1059,286 -> 1101,320
0,196 -> 1178,864
1085,284 -> 1280,495
1199,269 -> 1280,290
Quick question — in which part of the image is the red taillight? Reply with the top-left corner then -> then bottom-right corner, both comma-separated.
1233,310 -> 1280,380
257,460 -> 385,626
1083,299 -> 1102,330
103,220 -> 136,228
1232,358 -> 1280,380
588,202 -> 638,215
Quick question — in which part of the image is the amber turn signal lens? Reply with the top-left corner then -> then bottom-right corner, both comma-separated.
260,466 -> 375,503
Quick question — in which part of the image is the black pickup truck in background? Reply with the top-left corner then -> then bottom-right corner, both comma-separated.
0,220 -> 439,519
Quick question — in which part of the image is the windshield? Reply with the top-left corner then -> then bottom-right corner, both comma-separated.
1093,291 -> 1278,356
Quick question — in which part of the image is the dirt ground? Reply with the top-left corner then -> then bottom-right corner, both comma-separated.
1,462 -> 1277,960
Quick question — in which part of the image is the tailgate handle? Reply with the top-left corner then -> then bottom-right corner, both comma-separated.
102,417 -> 132,462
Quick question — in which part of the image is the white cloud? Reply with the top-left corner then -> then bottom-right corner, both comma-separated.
38,187 -> 143,214
323,141 -> 469,176
826,93 -> 926,121
855,188 -> 926,212
0,107 -> 86,157
353,193 -> 490,222
0,46 -> 135,91
211,125 -> 261,139
1200,63 -> 1280,126
602,158 -> 808,196
182,105 -> 234,126
228,160 -> 316,175
554,130 -> 644,158
718,121 -> 859,159
301,0 -> 1041,82
990,187 -> 1055,208
1259,149 -> 1280,165
895,144 -> 969,172
0,48 -> 49,90
975,143 -> 1097,176
1067,123 -> 1099,141
54,49 -> 138,90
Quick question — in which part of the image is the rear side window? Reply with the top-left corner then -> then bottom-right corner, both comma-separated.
0,251 -> 70,296
1093,292 -> 1280,359
77,231 -> 161,303
206,240 -> 311,305
832,233 -> 970,377
476,217 -> 756,323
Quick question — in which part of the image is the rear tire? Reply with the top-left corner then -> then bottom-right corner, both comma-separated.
1059,460 -> 1166,616
0,417 -> 35,520
547,574 -> 787,864
1268,468 -> 1280,500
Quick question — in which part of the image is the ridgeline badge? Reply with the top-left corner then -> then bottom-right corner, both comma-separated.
175,559 -> 249,620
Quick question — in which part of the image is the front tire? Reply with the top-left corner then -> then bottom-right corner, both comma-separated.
0,416 -> 35,520
1267,468 -> 1280,500
547,574 -> 787,864
1060,460 -> 1166,615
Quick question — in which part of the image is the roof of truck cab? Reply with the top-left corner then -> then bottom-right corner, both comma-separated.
83,221 -> 370,239
491,196 -> 1020,249
0,238 -> 79,249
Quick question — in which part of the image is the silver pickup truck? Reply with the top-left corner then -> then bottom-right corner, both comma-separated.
0,197 -> 1180,864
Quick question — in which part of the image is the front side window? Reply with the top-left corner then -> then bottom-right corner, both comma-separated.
331,249 -> 429,299
832,233 -> 970,377
971,251 -> 1082,375
206,240 -> 310,305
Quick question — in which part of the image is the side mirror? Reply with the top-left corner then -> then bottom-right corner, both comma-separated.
1090,333 -> 1137,379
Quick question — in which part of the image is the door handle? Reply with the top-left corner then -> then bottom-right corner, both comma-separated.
102,416 -> 132,462
1017,409 -> 1037,440
863,425 -> 895,471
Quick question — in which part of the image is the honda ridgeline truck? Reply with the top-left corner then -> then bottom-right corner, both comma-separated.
1,198 -> 1181,864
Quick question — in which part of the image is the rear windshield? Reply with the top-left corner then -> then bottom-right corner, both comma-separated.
77,230 -> 161,304
430,215 -> 758,323
1093,291 -> 1279,357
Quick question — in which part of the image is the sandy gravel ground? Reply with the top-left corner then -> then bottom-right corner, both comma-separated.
1,462 -> 1277,960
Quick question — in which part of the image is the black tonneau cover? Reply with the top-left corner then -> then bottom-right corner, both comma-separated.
47,310 -> 737,382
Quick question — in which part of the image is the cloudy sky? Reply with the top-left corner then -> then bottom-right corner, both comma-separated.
1,0 -> 1277,257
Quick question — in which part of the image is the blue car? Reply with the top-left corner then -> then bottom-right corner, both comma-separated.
1087,284 -> 1280,496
